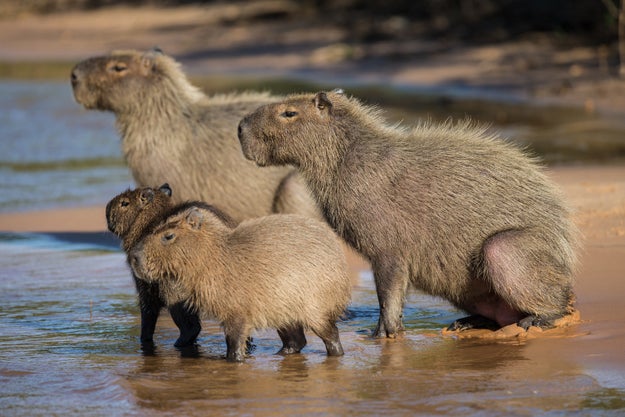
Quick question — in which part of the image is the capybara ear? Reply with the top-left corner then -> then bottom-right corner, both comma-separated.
158,183 -> 172,197
314,92 -> 333,113
140,51 -> 158,74
150,46 -> 164,55
185,208 -> 204,230
331,88 -> 345,95
139,188 -> 155,205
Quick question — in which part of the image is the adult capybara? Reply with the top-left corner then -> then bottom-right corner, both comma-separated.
238,90 -> 579,338
71,48 -> 319,223
106,184 -> 235,348
130,206 -> 351,362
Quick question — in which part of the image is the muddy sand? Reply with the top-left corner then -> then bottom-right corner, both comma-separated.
0,4 -> 624,414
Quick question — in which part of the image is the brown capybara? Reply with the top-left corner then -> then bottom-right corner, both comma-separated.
237,90 -> 580,338
106,183 -> 235,348
71,48 -> 320,223
130,206 -> 351,362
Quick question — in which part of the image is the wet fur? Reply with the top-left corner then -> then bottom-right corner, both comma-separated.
131,208 -> 351,362
238,91 -> 580,337
106,185 -> 235,348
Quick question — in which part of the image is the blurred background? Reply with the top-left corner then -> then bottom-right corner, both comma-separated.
1,0 -> 625,212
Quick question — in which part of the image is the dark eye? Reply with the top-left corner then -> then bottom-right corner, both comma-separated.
281,111 -> 298,118
162,232 -> 175,243
110,63 -> 128,73
120,200 -> 130,207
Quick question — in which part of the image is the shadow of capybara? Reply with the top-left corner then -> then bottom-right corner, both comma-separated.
130,206 -> 351,362
106,183 -> 235,348
71,48 -> 320,223
237,90 -> 580,338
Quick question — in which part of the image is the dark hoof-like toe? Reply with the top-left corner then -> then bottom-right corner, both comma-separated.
517,315 -> 556,330
447,315 -> 500,331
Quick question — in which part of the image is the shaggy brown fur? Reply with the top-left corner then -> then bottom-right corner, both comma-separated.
71,48 -> 319,223
130,207 -> 350,362
238,90 -> 580,338
106,184 -> 235,348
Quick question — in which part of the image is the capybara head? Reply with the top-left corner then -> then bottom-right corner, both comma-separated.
105,183 -> 173,239
130,206 -> 227,283
238,90 -> 352,168
70,48 -> 203,112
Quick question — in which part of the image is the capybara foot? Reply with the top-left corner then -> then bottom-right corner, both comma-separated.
277,325 -> 307,355
517,315 -> 557,330
447,315 -> 500,331
245,337 -> 256,354
174,324 -> 202,348
372,319 -> 404,338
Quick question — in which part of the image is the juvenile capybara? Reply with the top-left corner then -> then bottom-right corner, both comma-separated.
130,206 -> 351,362
238,90 -> 580,338
106,184 -> 235,348
71,48 -> 319,222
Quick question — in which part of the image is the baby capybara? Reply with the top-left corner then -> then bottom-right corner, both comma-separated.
72,48 -> 319,223
130,206 -> 351,362
238,90 -> 579,338
106,184 -> 234,347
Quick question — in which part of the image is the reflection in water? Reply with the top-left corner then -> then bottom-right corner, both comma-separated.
1,233 -> 624,415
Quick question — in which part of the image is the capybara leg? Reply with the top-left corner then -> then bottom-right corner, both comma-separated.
476,229 -> 573,327
224,321 -> 250,362
312,321 -> 344,357
168,302 -> 202,347
272,171 -> 322,219
277,324 -> 307,355
447,315 -> 500,331
372,261 -> 408,338
135,277 -> 163,346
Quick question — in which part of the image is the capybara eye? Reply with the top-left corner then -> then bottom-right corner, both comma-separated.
162,232 -> 176,243
281,111 -> 298,118
120,200 -> 130,207
110,63 -> 128,73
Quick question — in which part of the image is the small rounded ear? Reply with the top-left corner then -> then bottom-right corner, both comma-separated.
140,51 -> 158,74
314,92 -> 333,113
185,208 -> 204,230
158,183 -> 172,197
150,46 -> 164,55
139,188 -> 155,205
331,88 -> 345,95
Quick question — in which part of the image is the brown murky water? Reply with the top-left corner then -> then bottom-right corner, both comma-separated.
1,232 -> 624,416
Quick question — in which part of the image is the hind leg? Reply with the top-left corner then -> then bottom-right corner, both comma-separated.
168,302 -> 202,347
473,229 -> 574,328
277,324 -> 307,355
311,320 -> 344,357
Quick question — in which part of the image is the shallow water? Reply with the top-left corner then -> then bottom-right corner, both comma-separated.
2,79 -> 625,213
1,233 -> 624,416
1,79 -> 625,415
0,80 -> 131,213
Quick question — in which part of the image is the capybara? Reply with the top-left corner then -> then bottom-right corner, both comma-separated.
130,206 -> 351,362
71,48 -> 320,223
106,184 -> 235,348
237,90 -> 579,338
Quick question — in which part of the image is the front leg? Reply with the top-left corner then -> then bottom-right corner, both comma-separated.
135,276 -> 163,346
223,319 -> 250,362
168,302 -> 202,347
372,259 -> 408,338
